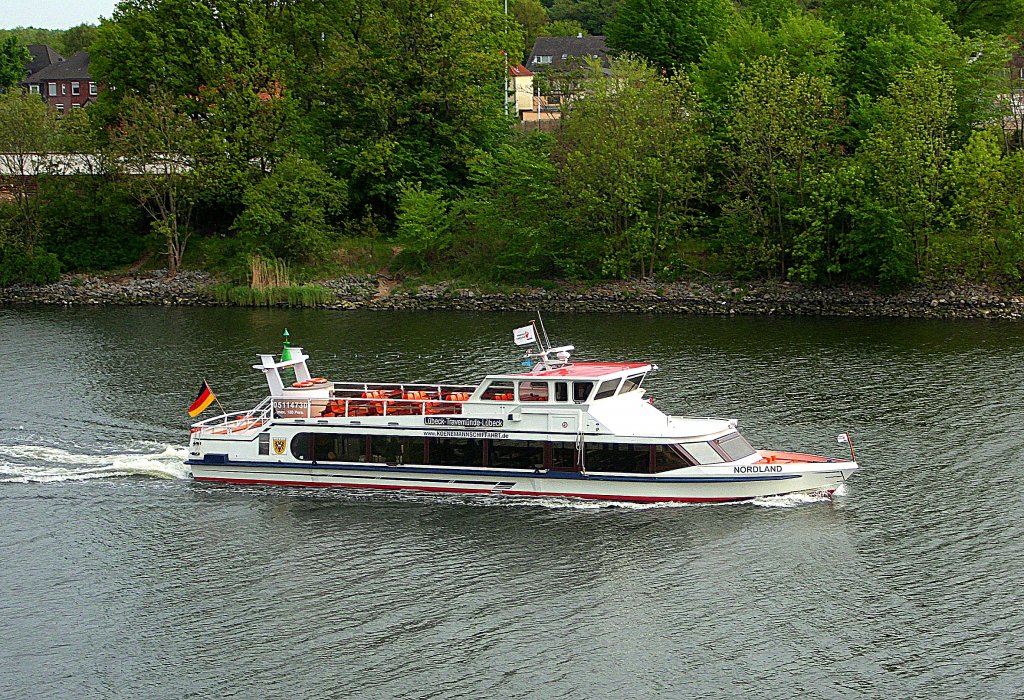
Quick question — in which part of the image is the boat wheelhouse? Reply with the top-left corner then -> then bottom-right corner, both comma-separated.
186,331 -> 858,503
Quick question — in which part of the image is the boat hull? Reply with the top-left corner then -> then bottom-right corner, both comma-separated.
187,460 -> 855,504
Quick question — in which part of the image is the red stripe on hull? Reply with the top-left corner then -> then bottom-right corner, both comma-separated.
191,476 -> 750,504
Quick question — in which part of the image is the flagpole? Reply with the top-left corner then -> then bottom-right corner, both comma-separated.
845,432 -> 857,462
529,319 -> 543,351
535,309 -> 553,349
207,378 -> 228,416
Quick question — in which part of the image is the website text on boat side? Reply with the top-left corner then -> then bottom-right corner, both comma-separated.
186,323 -> 859,503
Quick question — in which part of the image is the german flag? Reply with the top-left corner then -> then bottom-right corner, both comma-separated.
188,380 -> 217,417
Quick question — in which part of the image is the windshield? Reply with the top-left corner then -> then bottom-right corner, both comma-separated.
717,433 -> 757,461
679,441 -> 724,465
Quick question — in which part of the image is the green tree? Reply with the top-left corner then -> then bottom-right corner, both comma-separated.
0,36 -> 30,90
0,28 -> 64,53
941,130 -> 1024,279
233,153 -> 346,262
0,91 -> 58,252
851,65 -> 955,285
107,91 -> 206,277
39,176 -> 149,272
311,0 -> 522,228
540,20 -> 587,36
395,182 -> 452,271
91,0 -> 260,97
548,0 -> 620,35
607,0 -> 735,72
459,133 -> 565,279
513,0 -> 549,60
933,0 -> 1024,34
92,0 -> 300,225
694,12 -> 843,113
720,56 -> 843,279
61,24 -> 99,55
821,0 -> 960,100
557,57 -> 709,278
740,0 -> 806,27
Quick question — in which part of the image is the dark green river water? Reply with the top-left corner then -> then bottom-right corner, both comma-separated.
1,306 -> 1022,698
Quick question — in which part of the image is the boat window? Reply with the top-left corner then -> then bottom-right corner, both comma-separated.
550,442 -> 577,470
679,441 -> 725,465
315,433 -> 367,462
427,438 -> 483,467
620,373 -> 646,394
594,379 -> 621,400
572,381 -> 594,402
554,382 -> 568,402
371,436 -> 424,465
481,381 -> 516,401
489,440 -> 545,469
717,433 -> 757,461
258,433 -> 270,455
585,443 -> 652,473
654,444 -> 695,472
291,433 -> 313,461
519,380 -> 549,402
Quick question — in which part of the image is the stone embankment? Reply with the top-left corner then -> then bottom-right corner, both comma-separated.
3,270 -> 1024,319
0,270 -> 215,306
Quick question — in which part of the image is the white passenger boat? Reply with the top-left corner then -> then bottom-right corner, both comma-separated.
186,328 -> 858,504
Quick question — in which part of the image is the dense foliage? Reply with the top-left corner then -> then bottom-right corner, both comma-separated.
0,25 -> 99,57
4,0 -> 1024,288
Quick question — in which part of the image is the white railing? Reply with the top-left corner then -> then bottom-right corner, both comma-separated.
191,397 -> 273,435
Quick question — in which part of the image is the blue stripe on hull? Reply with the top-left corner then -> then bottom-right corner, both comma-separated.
185,459 -> 800,484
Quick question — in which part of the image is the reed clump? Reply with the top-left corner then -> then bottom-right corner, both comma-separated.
250,255 -> 290,290
210,283 -> 333,307
209,255 -> 334,307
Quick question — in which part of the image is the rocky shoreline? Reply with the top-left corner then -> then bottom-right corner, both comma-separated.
3,270 -> 1024,319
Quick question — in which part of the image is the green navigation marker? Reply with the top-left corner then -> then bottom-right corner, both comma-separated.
281,328 -> 293,361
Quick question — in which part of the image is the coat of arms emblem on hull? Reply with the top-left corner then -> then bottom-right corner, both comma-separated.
273,438 -> 287,455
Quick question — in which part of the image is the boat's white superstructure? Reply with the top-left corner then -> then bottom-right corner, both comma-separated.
186,333 -> 858,503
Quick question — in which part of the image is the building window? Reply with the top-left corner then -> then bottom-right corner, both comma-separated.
48,82 -> 57,96
72,104 -> 82,109
535,55 -> 552,64
89,82 -> 97,96
30,85 -> 39,94
71,82 -> 80,95
55,104 -> 65,113
61,84 -> 66,95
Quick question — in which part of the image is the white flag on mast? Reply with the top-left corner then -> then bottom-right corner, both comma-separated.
513,324 -> 537,346
836,433 -> 849,444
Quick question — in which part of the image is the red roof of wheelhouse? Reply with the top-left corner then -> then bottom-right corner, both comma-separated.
512,362 -> 651,378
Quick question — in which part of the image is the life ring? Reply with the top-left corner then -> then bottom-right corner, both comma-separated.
293,380 -> 314,388
311,377 -> 328,384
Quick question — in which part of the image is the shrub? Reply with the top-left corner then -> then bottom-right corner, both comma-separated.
38,176 -> 150,271
0,247 -> 61,286
233,154 -> 346,262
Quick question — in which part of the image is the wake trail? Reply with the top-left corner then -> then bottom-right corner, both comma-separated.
0,443 -> 190,483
